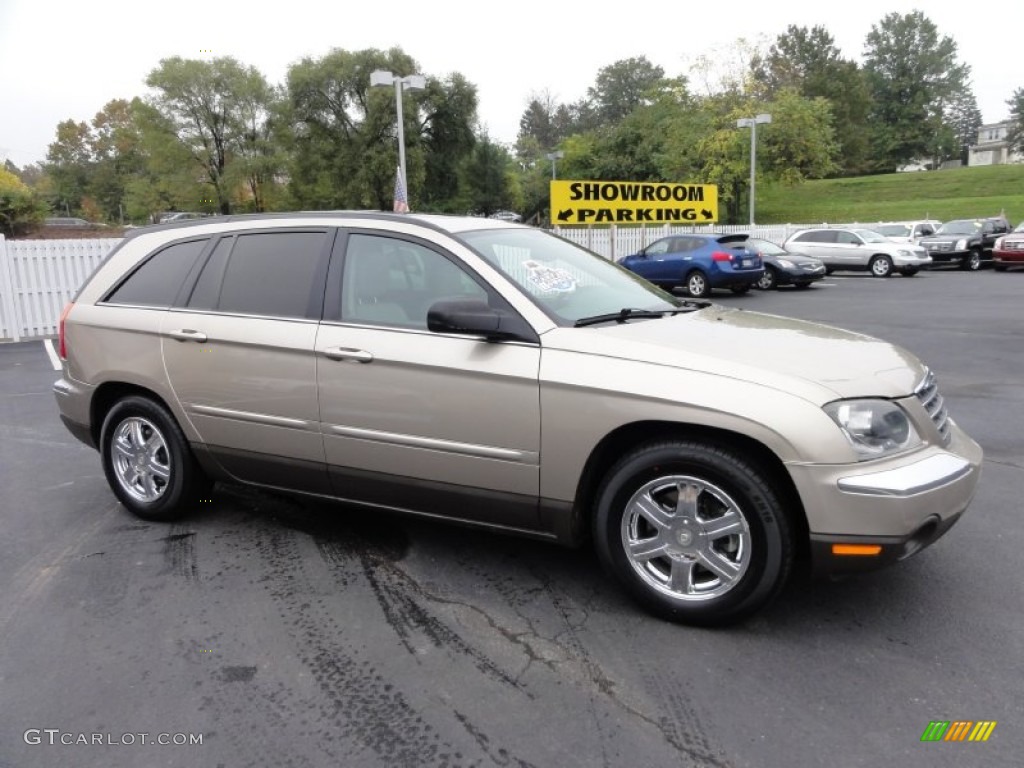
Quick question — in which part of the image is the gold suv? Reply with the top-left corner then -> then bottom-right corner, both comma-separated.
54,213 -> 983,626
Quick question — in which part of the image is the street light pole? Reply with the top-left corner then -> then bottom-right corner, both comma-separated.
545,150 -> 564,181
736,113 -> 771,226
370,70 -> 426,202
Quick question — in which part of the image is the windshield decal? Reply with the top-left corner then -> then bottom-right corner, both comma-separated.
523,260 -> 577,293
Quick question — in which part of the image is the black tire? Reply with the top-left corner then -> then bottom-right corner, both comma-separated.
901,267 -> 919,277
794,282 -> 812,290
730,285 -> 751,295
592,441 -> 793,626
685,270 -> 710,298
824,267 -> 834,275
100,395 -> 210,521
869,255 -> 893,277
756,267 -> 777,291
961,250 -> 982,271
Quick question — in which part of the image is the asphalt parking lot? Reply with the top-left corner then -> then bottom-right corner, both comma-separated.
1,268 -> 1021,767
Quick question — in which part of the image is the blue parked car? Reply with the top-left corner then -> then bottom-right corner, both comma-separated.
618,234 -> 764,297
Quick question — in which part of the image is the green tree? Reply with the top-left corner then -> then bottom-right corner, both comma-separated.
1006,87 -> 1024,155
941,88 -> 983,166
587,57 -> 667,125
44,119 -> 92,215
146,56 -> 278,214
752,25 -> 873,175
88,99 -> 147,222
416,73 -> 478,211
0,167 -> 47,236
863,11 -> 969,172
460,135 -> 513,216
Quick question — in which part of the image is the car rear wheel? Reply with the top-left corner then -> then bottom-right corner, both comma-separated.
100,395 -> 210,521
870,255 -> 893,277
756,267 -> 777,290
961,250 -> 982,271
592,441 -> 792,626
685,270 -> 710,298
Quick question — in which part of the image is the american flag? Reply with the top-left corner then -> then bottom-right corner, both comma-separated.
393,166 -> 409,213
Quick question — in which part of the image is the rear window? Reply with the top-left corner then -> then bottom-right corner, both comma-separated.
105,239 -> 208,307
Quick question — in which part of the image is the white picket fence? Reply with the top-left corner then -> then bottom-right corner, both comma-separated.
0,222 -> 842,342
0,235 -> 122,342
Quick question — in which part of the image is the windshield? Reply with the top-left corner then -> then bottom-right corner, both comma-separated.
459,228 -> 684,324
936,219 -> 981,235
854,229 -> 889,243
876,224 -> 911,237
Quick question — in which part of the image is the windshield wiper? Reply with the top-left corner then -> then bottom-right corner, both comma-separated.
574,303 -> 709,328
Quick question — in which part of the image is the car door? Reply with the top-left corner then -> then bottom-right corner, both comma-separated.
161,229 -> 333,493
791,231 -> 838,264
315,230 -> 543,530
832,230 -> 868,267
627,238 -> 675,283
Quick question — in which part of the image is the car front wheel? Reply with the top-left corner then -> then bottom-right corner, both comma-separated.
962,250 -> 982,271
901,267 -> 919,277
685,270 -> 710,298
100,395 -> 209,521
870,255 -> 893,277
593,441 -> 792,626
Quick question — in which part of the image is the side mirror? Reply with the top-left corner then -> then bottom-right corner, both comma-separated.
427,299 -> 530,342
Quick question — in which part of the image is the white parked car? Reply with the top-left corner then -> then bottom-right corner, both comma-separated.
871,220 -> 942,244
784,227 -> 932,277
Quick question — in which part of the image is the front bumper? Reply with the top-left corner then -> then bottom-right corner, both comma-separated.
923,248 -> 969,264
788,421 -> 983,575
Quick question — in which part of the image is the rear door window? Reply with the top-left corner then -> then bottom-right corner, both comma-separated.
195,231 -> 331,319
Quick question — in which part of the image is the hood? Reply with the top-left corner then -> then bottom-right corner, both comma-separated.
543,306 -> 925,402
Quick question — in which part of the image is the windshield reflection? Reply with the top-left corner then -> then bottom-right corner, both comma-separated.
460,228 -> 682,324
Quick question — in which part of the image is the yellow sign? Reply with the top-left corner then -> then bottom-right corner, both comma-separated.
550,180 -> 718,225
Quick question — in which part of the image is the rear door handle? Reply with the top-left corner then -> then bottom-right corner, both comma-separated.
168,329 -> 208,343
324,346 -> 374,363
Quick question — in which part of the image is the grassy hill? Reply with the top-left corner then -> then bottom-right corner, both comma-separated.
756,164 -> 1024,225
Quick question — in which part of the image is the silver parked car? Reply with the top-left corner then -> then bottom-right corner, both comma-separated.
784,227 -> 932,276
54,213 -> 982,626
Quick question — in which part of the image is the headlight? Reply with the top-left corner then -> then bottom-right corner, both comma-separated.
995,237 -> 1005,249
776,259 -> 794,268
824,399 -> 921,460
896,249 -> 912,258
955,239 -> 968,250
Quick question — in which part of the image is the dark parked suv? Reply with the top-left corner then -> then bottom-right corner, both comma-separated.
917,216 -> 1012,271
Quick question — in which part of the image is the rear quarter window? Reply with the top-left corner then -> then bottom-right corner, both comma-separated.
104,239 -> 209,307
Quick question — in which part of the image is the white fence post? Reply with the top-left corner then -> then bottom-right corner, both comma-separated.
0,234 -> 22,342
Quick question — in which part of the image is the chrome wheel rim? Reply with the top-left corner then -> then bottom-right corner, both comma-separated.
757,271 -> 774,290
111,417 -> 171,503
872,258 -> 890,276
968,253 -> 980,270
688,274 -> 706,296
621,475 -> 751,602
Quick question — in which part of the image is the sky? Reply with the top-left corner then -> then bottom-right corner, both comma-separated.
1,0 -> 1021,168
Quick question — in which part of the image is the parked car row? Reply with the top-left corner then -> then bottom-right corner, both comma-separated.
615,215 -> 1019,298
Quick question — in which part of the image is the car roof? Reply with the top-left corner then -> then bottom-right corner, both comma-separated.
119,211 -> 525,242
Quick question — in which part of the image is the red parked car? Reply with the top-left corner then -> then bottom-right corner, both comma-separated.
993,222 -> 1024,271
